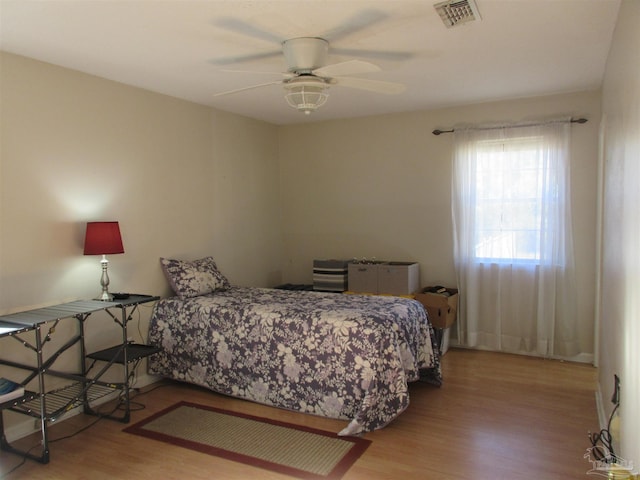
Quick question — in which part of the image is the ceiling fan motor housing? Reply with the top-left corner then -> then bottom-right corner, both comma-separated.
214,35 -> 405,115
282,37 -> 329,73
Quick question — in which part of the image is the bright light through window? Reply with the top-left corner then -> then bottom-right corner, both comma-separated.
473,136 -> 552,263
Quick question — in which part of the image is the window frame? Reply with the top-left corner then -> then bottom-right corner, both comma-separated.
471,134 -> 554,265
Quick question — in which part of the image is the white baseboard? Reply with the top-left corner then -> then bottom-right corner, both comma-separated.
595,382 -> 607,430
565,352 -> 595,364
448,340 -> 594,364
3,373 -> 161,443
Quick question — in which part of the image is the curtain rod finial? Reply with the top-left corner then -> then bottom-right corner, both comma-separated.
432,129 -> 453,136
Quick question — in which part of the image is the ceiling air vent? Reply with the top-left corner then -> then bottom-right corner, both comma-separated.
434,0 -> 481,28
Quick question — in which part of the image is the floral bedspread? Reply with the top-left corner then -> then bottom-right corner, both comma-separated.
147,287 -> 441,435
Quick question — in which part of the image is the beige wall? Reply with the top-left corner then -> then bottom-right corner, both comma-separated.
279,90 -> 601,358
1,48 -> 607,443
0,52 -> 282,312
0,52 -> 282,437
599,0 -> 640,464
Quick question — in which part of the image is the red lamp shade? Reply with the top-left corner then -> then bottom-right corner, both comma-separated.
83,222 -> 125,255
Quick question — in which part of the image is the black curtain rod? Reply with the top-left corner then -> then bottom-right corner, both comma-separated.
432,117 -> 588,136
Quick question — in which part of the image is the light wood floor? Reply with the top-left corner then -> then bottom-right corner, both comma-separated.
0,348 -> 599,479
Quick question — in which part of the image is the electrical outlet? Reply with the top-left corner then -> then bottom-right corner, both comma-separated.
611,374 -> 620,405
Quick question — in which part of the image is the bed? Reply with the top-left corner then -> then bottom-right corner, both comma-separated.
147,257 -> 441,436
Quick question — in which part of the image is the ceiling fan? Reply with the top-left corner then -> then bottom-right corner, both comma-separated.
214,37 -> 406,115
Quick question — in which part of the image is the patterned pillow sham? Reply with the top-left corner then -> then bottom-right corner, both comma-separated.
160,257 -> 230,299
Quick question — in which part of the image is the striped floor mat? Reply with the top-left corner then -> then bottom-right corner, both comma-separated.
123,401 -> 371,479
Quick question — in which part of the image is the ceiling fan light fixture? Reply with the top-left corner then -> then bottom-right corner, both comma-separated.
284,79 -> 329,115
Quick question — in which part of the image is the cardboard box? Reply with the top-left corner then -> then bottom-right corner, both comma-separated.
414,287 -> 458,329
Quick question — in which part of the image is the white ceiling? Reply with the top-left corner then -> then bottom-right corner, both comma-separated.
0,0 -> 621,125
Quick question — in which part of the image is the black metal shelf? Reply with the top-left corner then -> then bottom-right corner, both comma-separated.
0,390 -> 38,410
0,295 -> 159,464
87,343 -> 161,364
12,383 -> 117,421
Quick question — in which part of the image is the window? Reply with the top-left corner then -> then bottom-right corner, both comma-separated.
452,122 -> 571,268
473,135 -> 551,263
451,120 -> 578,358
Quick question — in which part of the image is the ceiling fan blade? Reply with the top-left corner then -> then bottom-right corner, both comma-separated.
313,60 -> 381,78
215,17 -> 283,44
331,47 -> 415,62
210,50 -> 282,66
221,69 -> 292,78
321,9 -> 390,43
333,76 -> 406,95
214,80 -> 283,97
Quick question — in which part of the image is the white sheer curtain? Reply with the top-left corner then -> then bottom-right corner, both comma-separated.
451,120 -> 579,358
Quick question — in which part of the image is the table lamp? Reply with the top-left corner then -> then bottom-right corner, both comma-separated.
83,221 -> 125,301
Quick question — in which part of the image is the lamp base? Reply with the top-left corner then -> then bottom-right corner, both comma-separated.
96,291 -> 114,302
96,255 -> 114,302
